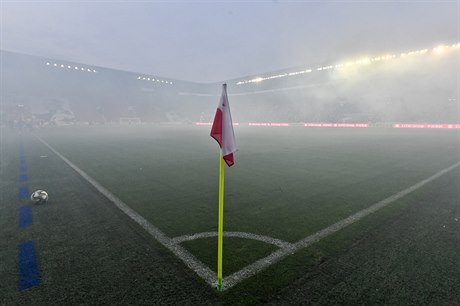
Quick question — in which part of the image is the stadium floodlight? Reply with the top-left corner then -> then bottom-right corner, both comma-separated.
433,45 -> 446,54
61,64 -> 65,68
75,66 -> 78,69
46,62 -> 50,65
81,68 -> 85,71
68,65 -> 71,69
358,58 -> 370,65
88,69 -> 92,72
93,69 -> 97,73
147,78 -> 150,81
53,63 -> 57,67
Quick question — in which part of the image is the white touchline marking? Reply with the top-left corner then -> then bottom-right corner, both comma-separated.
37,136 -> 460,291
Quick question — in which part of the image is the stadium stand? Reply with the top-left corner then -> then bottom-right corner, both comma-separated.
1,43 -> 459,127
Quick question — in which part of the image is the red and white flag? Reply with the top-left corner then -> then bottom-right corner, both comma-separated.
211,84 -> 236,166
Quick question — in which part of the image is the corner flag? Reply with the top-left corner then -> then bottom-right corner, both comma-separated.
210,84 -> 236,290
211,84 -> 236,166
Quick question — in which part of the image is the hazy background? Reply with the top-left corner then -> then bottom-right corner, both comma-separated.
2,1 -> 458,82
1,1 -> 459,126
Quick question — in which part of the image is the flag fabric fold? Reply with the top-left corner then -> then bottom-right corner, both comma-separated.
211,84 -> 236,166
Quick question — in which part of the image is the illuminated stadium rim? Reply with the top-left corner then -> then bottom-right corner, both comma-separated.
43,42 -> 458,86
236,42 -> 460,85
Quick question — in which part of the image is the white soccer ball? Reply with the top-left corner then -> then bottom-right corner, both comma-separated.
30,190 -> 49,203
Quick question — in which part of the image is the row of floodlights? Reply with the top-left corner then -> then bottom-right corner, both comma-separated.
237,43 -> 460,85
45,61 -> 173,85
137,76 -> 173,85
46,62 -> 97,73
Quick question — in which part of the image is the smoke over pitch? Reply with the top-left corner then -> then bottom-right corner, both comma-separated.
228,46 -> 459,123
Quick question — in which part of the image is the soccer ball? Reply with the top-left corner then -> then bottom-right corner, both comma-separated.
30,190 -> 49,204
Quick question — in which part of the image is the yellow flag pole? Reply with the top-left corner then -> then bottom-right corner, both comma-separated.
217,149 -> 225,290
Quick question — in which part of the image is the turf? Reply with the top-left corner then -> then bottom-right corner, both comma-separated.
270,168 -> 460,305
1,125 -> 459,304
33,126 -> 459,241
0,133 -> 220,305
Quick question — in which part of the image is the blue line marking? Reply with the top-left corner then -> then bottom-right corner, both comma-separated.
19,206 -> 32,228
20,174 -> 28,182
18,241 -> 41,290
19,185 -> 29,200
20,164 -> 27,173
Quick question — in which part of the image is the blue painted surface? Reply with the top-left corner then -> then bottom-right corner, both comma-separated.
19,164 -> 27,173
18,241 -> 41,290
19,174 -> 28,182
19,185 -> 29,200
19,206 -> 32,228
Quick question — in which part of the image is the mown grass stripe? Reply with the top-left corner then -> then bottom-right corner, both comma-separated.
19,205 -> 32,228
18,241 -> 41,290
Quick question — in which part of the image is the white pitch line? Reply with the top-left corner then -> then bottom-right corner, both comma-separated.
36,136 -> 217,286
172,231 -> 293,248
37,135 -> 460,291
221,160 -> 460,290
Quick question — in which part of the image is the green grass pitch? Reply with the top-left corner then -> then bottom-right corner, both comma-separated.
1,125 -> 459,304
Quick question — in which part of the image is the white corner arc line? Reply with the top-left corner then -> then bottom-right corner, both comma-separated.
172,232 -> 293,248
221,161 -> 460,290
36,136 -> 217,286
